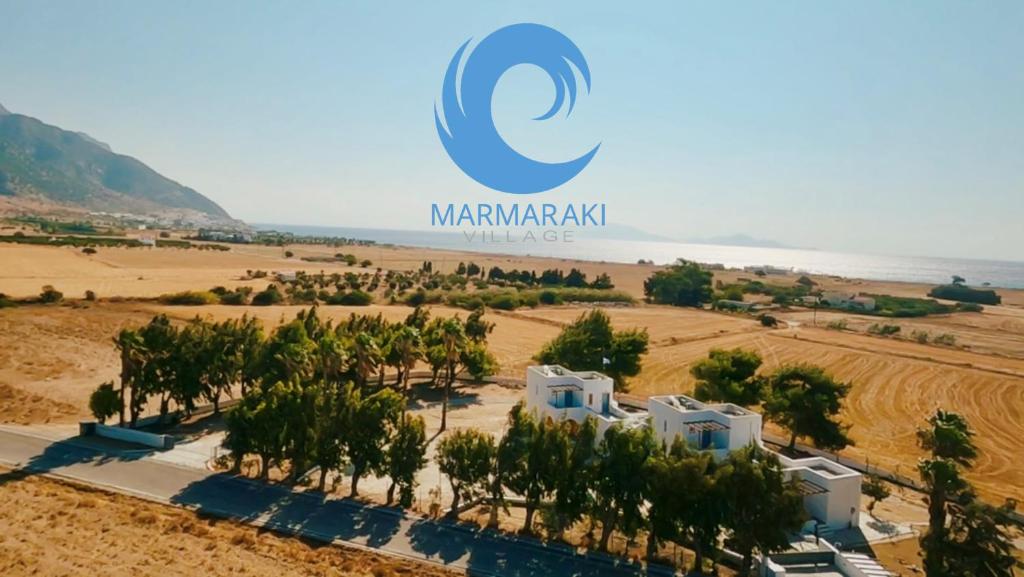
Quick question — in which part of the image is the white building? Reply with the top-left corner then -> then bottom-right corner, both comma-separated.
525,367 -> 862,532
821,292 -> 876,312
525,365 -> 645,438
648,395 -> 763,460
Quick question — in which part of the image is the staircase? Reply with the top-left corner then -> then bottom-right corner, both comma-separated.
840,551 -> 894,577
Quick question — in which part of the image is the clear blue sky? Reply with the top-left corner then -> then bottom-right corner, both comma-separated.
1,1 -> 1021,260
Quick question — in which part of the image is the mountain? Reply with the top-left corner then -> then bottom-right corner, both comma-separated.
685,233 -> 791,249
0,102 -> 231,222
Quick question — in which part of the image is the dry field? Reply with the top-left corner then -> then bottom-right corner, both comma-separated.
0,469 -> 459,577
2,243 -> 1023,506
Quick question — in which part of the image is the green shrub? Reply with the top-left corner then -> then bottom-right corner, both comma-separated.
488,292 -> 522,310
911,330 -> 930,344
928,284 -> 1001,305
826,319 -> 848,331
759,314 -> 778,327
88,381 -> 121,424
956,302 -> 984,313
159,290 -> 218,305
39,285 -> 64,303
251,285 -> 284,306
867,323 -> 901,336
327,290 -> 374,306
538,289 -> 563,305
933,333 -> 957,346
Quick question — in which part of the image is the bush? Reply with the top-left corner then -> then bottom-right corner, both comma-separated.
159,290 -> 218,305
251,285 -> 284,306
84,290 -> 97,301
82,247 -> 97,255
867,323 -> 901,336
327,290 -> 374,306
538,289 -> 563,305
826,319 -> 849,331
911,330 -> 930,344
933,333 -> 957,346
488,292 -> 522,310
284,250 -> 294,258
928,284 -> 1001,305
867,294 -> 954,317
759,314 -> 778,327
956,302 -> 984,313
88,382 -> 121,424
39,285 -> 63,303
360,259 -> 373,268
218,287 -> 252,305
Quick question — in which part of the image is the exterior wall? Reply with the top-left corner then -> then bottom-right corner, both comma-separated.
526,365 -> 618,438
93,423 -> 175,449
778,454 -> 862,531
648,396 -> 762,458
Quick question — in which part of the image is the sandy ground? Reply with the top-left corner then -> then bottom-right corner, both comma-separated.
0,468 -> 459,577
2,243 -> 1022,506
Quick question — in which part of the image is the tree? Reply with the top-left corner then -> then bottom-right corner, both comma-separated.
113,328 -> 145,426
643,260 -> 713,307
88,381 -> 121,423
592,424 -> 657,551
39,284 -> 63,303
550,417 -> 598,538
390,325 -> 423,395
917,409 -> 978,575
311,381 -> 350,491
350,331 -> 382,388
534,309 -> 649,390
943,500 -> 1018,577
435,428 -> 496,516
438,317 -> 467,432
344,387 -> 403,497
498,404 -> 565,533
385,414 -> 428,507
717,446 -> 805,575
862,474 -> 891,515
763,364 -> 853,451
461,341 -> 499,381
564,268 -> 588,287
690,348 -> 764,406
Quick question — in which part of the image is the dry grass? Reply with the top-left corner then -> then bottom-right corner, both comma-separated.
1,243 -> 1022,506
0,469 -> 460,577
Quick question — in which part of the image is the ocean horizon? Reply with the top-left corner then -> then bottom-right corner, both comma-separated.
255,223 -> 1024,290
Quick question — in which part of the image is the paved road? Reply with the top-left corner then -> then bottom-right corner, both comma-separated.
0,428 -> 651,577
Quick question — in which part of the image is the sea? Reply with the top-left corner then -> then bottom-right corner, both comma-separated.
254,224 -> 1024,290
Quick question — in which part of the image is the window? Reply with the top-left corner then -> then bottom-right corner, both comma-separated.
664,420 -> 667,432
588,393 -> 593,406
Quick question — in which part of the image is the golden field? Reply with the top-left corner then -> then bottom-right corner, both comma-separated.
1,242 -> 1023,506
0,469 -> 458,577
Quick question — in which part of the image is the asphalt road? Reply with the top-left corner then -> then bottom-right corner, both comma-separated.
0,428 -> 652,577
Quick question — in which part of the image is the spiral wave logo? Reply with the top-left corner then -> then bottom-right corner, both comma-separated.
434,23 -> 600,194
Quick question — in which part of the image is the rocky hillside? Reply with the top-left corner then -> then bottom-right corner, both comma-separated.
0,103 -> 231,222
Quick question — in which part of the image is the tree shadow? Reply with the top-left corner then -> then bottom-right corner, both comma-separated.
169,474 -> 402,549
0,434 -> 156,487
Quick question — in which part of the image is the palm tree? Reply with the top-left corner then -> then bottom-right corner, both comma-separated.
351,332 -> 382,388
391,325 -> 424,397
113,328 -> 145,426
439,318 -> 466,433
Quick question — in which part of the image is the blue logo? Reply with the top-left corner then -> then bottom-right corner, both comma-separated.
435,23 -> 600,194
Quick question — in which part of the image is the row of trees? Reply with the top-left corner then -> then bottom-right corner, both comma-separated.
94,306 -> 498,434
435,406 -> 805,574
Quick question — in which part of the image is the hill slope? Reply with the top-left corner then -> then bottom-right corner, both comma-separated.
0,103 -> 230,221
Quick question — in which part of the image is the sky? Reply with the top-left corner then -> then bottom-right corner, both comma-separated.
1,1 -> 1021,261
